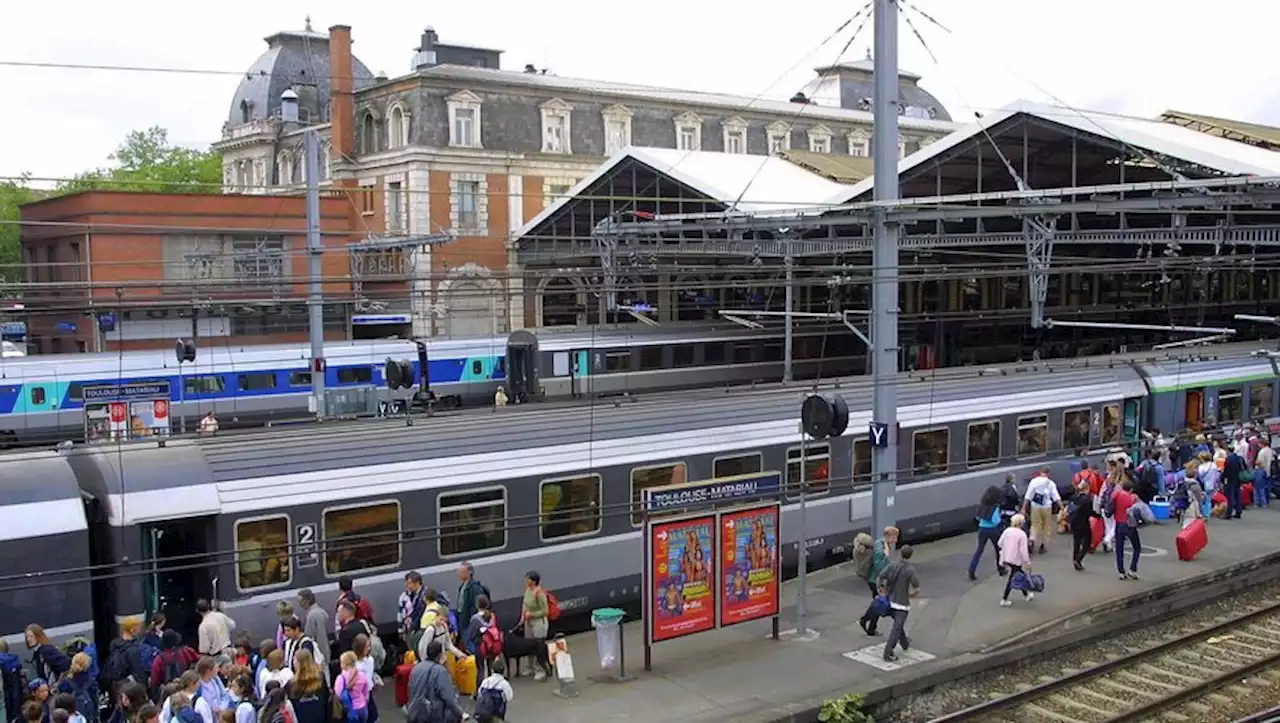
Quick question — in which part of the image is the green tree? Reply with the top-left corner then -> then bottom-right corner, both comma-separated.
0,178 -> 36,286
60,126 -> 222,194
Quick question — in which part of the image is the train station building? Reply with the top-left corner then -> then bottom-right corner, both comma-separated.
515,100 -> 1280,369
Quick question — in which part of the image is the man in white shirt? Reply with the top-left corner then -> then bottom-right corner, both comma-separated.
1023,467 -> 1061,555
196,599 -> 236,656
1256,440 -> 1274,508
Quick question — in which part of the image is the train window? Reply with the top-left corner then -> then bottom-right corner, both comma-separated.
853,439 -> 872,486
713,452 -> 763,478
1016,414 -> 1049,456
967,420 -> 1001,467
539,474 -> 601,541
1102,404 -> 1122,444
1063,408 -> 1091,450
496,357 -> 506,376
30,386 -> 45,405
630,463 -> 687,526
472,360 -> 483,376
184,375 -> 225,395
704,343 -> 726,365
290,371 -> 312,387
673,345 -> 696,368
322,501 -> 402,575
731,344 -> 753,364
438,488 -> 507,557
68,382 -> 84,402
238,373 -> 277,392
605,352 -> 630,372
234,515 -> 291,591
338,366 -> 374,385
786,444 -> 830,499
639,347 -> 663,370
1251,383 -> 1274,419
1218,389 -> 1243,423
762,344 -> 784,363
912,429 -> 949,475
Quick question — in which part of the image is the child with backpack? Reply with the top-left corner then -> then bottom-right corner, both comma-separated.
331,653 -> 370,723
55,654 -> 97,723
473,658 -> 513,723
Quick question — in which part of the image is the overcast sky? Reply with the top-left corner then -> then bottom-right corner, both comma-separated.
5,0 -> 1278,180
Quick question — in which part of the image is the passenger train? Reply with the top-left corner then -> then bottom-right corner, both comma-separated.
4,340 -> 1278,654
0,323 -> 863,445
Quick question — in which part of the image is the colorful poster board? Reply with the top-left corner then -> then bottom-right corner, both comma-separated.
83,382 -> 172,443
648,514 -> 718,643
719,504 -> 781,627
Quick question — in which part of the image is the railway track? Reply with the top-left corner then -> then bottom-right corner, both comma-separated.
929,598 -> 1280,723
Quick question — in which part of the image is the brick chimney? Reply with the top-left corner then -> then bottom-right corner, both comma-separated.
329,25 -> 355,159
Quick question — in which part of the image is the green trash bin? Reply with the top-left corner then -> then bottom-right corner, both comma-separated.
592,607 -> 625,669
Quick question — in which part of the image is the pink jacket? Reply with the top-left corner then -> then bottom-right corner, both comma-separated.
997,526 -> 1031,568
333,670 -> 370,710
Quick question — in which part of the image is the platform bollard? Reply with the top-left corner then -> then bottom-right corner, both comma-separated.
549,633 -> 579,698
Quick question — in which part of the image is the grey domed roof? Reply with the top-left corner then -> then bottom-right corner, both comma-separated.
228,22 -> 375,126
808,57 -> 952,123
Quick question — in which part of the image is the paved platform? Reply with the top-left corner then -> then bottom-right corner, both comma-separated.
377,507 -> 1280,723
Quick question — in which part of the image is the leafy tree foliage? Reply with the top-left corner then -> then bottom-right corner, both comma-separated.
0,178 -> 36,284
59,126 -> 222,193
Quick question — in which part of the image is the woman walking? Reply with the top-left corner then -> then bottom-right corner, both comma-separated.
1067,479 -> 1097,571
968,486 -> 1005,581
997,514 -> 1034,607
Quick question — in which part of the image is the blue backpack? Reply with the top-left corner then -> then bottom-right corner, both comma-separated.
473,687 -> 507,723
66,677 -> 97,722
62,639 -> 100,681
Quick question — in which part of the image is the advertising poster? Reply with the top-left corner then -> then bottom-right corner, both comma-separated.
649,515 -> 717,643
719,504 -> 781,626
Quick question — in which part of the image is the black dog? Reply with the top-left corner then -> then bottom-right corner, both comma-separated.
501,631 -> 553,679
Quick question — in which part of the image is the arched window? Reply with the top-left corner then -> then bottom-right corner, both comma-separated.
320,142 -> 332,180
240,99 -> 251,124
359,112 -> 378,155
294,151 -> 306,184
388,105 -> 408,148
323,101 -> 332,122
276,152 -> 293,185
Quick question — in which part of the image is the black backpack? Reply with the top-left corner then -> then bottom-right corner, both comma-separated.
67,677 -> 98,723
473,686 -> 507,722
1139,462 -> 1158,490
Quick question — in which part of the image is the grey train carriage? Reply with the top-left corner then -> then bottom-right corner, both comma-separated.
3,340 -> 1279,651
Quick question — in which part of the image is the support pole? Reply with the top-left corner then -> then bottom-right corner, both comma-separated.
796,425 -> 809,635
871,0 -> 900,536
304,130 -> 327,418
784,250 -> 794,383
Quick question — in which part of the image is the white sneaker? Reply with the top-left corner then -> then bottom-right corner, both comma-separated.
1000,599 -> 1012,607
534,671 -> 547,681
1026,592 -> 1035,602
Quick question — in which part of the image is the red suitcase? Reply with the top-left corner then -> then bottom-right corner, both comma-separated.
1243,483 -> 1254,507
1176,518 -> 1208,561
394,663 -> 413,707
1089,517 -> 1105,552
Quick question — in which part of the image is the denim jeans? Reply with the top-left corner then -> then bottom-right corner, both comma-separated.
1227,484 -> 1244,518
1256,471 -> 1270,507
968,526 -> 1002,576
1115,522 -> 1140,573
884,608 -> 910,659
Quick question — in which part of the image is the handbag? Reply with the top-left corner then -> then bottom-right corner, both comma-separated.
871,594 -> 891,617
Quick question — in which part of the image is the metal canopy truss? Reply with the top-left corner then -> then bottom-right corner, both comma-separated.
1024,213 -> 1059,329
348,231 -> 457,309
1152,333 -> 1234,350
1044,319 -> 1237,335
718,308 -> 872,348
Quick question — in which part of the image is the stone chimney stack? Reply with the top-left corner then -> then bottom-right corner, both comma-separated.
329,25 -> 355,159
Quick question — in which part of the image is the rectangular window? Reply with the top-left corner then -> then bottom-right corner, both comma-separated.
454,108 -> 475,147
360,187 -> 376,215
605,119 -> 629,155
1017,414 -> 1049,456
323,501 -> 401,575
68,382 -> 84,401
543,115 -> 566,153
630,463 -> 687,525
912,428 -> 949,475
604,351 -> 630,372
713,452 -> 762,479
1063,408 -> 1091,450
539,475 -> 601,541
457,181 -> 479,227
234,515 -> 291,591
768,134 -> 787,154
849,138 -> 869,157
337,366 -> 374,385
184,375 -> 226,395
387,181 -> 403,232
1102,403 -> 1122,444
238,373 -> 277,392
967,420 -> 1000,467
289,371 -> 312,387
853,439 -> 872,485
1219,388 -> 1243,423
678,127 -> 698,151
672,345 -> 695,368
786,443 -> 830,498
809,136 -> 831,153
726,131 -> 745,154
545,183 -> 573,205
232,237 -> 285,284
704,343 -> 726,365
439,488 -> 506,557
639,346 -> 663,370
1251,383 -> 1274,419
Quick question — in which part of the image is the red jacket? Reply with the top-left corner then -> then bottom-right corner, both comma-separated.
1112,489 -> 1137,526
149,646 -> 199,688
1076,469 -> 1104,496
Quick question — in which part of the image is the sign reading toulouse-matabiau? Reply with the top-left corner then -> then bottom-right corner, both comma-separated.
643,471 -> 782,514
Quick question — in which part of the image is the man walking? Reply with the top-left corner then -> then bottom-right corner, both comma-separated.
876,544 -> 920,663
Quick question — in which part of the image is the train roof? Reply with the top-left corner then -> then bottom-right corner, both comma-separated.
0,449 -> 87,542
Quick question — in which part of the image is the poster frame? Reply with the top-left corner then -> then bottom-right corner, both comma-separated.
716,501 -> 782,629
643,510 -> 720,647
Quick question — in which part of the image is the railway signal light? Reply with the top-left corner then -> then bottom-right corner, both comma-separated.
385,358 -> 413,390
800,394 -> 849,441
175,338 -> 196,363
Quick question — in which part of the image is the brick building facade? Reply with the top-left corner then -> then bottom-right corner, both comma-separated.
19,191 -> 367,352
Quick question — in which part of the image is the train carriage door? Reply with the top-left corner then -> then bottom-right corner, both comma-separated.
570,349 -> 590,398
505,331 -> 539,403
1186,388 -> 1205,430
140,516 -> 215,643
1123,398 -> 1142,444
